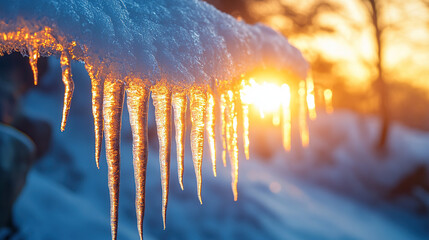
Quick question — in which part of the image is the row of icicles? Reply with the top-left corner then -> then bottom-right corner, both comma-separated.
0,26 -> 334,240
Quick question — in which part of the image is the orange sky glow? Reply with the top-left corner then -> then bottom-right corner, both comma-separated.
249,0 -> 429,91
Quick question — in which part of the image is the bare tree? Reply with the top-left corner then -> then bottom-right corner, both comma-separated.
364,0 -> 389,150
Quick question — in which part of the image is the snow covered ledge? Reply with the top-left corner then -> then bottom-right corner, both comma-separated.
0,0 -> 308,239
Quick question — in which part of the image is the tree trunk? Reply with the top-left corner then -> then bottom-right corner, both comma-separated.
368,0 -> 389,151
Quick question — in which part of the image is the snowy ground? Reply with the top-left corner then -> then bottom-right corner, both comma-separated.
11,61 -> 429,239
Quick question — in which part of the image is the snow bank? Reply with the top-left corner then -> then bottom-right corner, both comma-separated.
268,111 -> 429,235
0,0 -> 308,86
297,111 -> 429,204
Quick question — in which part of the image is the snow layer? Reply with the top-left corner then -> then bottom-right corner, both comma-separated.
0,0 -> 308,86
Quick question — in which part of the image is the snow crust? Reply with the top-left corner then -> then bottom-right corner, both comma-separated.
0,0 -> 308,86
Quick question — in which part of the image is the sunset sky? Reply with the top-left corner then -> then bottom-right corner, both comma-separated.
247,0 -> 429,91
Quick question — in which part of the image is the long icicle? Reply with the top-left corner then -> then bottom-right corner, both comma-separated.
281,84 -> 292,151
242,102 -> 250,160
206,90 -> 217,177
240,80 -> 250,160
28,45 -> 39,85
172,91 -> 187,190
103,77 -> 125,240
225,91 -> 233,164
298,81 -> 309,147
85,63 -> 104,168
60,51 -> 74,132
151,83 -> 172,230
125,79 -> 149,240
220,93 -> 227,167
189,86 -> 207,204
227,90 -> 239,201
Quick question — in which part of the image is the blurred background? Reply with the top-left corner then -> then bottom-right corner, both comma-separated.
207,0 -> 429,132
0,0 -> 428,239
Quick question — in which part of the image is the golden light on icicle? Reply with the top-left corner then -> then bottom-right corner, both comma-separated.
60,50 -> 74,132
151,83 -> 172,230
28,45 -> 39,85
220,92 -> 228,167
306,73 -> 316,120
125,78 -> 149,240
172,91 -> 187,190
85,62 -> 104,169
206,90 -> 217,177
298,81 -> 309,147
103,77 -> 125,240
189,86 -> 207,204
281,84 -> 291,151
226,90 -> 239,201
239,80 -> 250,160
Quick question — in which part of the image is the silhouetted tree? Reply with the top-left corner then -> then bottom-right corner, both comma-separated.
363,0 -> 389,150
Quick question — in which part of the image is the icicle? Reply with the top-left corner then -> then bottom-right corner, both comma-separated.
206,90 -> 217,177
225,91 -> 233,162
239,80 -> 249,160
60,51 -> 74,132
28,45 -> 39,85
306,73 -> 317,120
220,93 -> 227,167
189,86 -> 207,204
226,90 -> 239,201
281,84 -> 291,151
242,102 -> 250,160
125,79 -> 149,240
298,81 -> 309,147
103,77 -> 125,240
172,91 -> 187,190
151,83 -> 172,229
85,63 -> 104,168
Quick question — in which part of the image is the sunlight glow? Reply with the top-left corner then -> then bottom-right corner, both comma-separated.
324,89 -> 333,114
281,84 -> 291,151
299,81 -> 309,147
306,74 -> 316,120
240,77 -> 292,151
240,79 -> 286,118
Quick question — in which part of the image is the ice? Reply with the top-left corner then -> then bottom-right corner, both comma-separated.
28,46 -> 39,85
189,87 -> 207,204
84,62 -> 103,168
151,83 -> 172,230
205,90 -> 217,176
0,0 -> 310,238
102,77 -> 125,240
125,78 -> 150,240
225,90 -> 239,201
60,50 -> 74,132
220,92 -> 228,167
171,91 -> 187,190
11,63 -> 426,239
